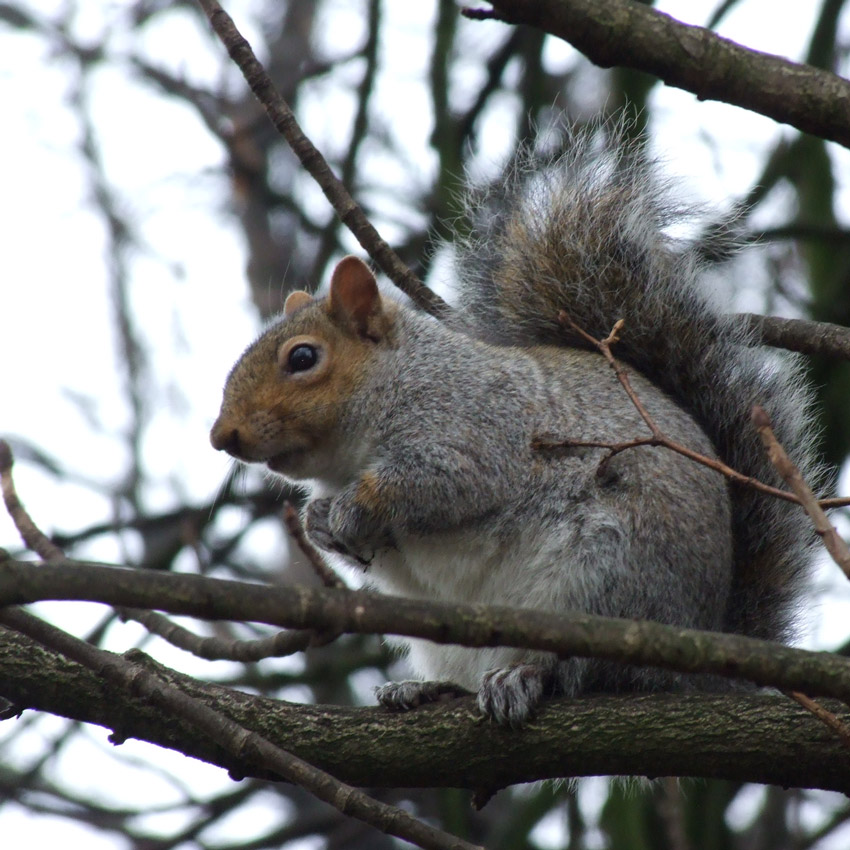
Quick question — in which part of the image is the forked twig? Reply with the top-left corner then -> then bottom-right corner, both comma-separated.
0,441 -> 65,561
538,314 -> 850,511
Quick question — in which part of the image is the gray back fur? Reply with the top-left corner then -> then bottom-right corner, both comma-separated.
452,123 -> 821,642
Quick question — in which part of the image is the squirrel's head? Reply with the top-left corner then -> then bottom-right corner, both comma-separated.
210,255 -> 394,482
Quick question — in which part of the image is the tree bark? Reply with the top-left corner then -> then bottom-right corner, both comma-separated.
470,0 -> 850,148
3,627 -> 850,794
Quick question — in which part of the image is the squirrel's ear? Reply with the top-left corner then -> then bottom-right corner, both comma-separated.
329,256 -> 387,341
284,290 -> 314,316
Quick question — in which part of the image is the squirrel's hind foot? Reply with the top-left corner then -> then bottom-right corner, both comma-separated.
376,664 -> 557,727
477,662 -> 555,727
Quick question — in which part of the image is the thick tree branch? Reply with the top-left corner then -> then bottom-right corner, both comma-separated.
742,313 -> 850,361
3,558 -> 850,703
0,607 -> 478,850
464,0 -> 850,148
2,625 -> 849,794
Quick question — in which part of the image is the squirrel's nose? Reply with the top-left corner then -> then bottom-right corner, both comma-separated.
210,419 -> 241,455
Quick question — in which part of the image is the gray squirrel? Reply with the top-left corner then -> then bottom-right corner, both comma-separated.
210,124 -> 819,726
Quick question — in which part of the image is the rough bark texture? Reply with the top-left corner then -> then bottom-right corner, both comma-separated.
3,627 -> 850,794
4,560 -> 850,704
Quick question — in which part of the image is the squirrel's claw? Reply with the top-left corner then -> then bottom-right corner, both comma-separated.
375,680 -> 470,711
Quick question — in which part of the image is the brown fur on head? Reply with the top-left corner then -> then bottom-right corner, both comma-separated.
209,256 -> 395,480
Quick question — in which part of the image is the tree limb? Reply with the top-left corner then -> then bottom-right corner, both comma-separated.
3,558 -> 850,703
742,313 -> 850,361
464,0 -> 850,148
195,0 -> 451,319
2,625 -> 850,794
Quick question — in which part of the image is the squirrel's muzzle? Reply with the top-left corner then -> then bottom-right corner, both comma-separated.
210,418 -> 241,456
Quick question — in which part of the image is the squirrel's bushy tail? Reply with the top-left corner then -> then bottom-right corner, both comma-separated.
454,121 -> 821,642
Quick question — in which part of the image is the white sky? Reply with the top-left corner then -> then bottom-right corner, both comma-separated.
2,1 -> 850,848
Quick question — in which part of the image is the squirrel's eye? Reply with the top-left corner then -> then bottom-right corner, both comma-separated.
288,344 -> 318,372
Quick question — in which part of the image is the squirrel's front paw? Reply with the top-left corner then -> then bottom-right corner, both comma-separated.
304,498 -> 337,552
304,497 -> 372,566
477,663 -> 552,727
376,680 -> 470,711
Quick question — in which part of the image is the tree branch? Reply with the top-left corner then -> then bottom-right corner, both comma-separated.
753,405 -> 850,578
194,0 -> 451,318
3,558 -> 850,704
464,0 -> 850,148
2,625 -> 850,793
0,607 -> 481,850
742,313 -> 850,361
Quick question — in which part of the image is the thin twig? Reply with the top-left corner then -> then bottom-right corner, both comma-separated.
195,0 -> 451,320
584,317 -> 663,439
281,502 -> 344,648
283,502 -> 345,590
541,316 -> 850,510
752,406 -> 850,579
117,607 -> 312,661
786,690 -> 850,753
0,440 -> 65,560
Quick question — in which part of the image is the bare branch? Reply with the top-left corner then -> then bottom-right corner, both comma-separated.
463,0 -> 850,149
283,502 -> 345,590
752,406 -> 850,579
3,623 -> 850,793
0,440 -> 65,560
194,0 -> 451,319
0,607 -> 482,850
116,607 -> 312,662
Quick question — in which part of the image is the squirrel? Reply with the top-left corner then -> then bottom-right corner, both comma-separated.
210,124 -> 819,726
